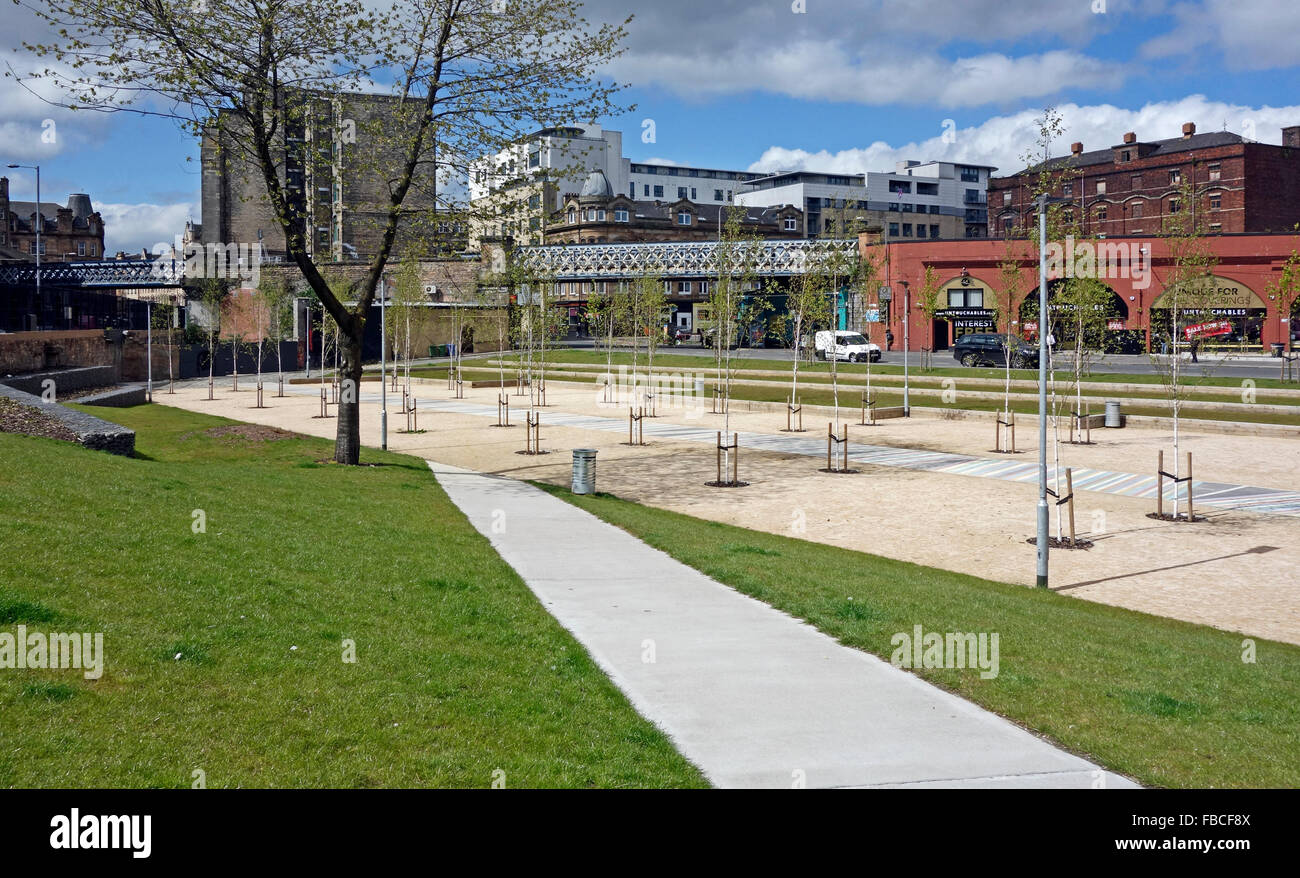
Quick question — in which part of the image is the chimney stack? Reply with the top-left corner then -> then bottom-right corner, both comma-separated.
1182,122 -> 1196,139
1283,126 -> 1300,149
1070,142 -> 1083,156
1123,132 -> 1137,144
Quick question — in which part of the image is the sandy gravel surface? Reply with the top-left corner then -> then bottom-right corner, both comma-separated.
154,377 -> 1300,645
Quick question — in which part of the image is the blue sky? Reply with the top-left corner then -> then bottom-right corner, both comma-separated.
5,0 -> 1300,251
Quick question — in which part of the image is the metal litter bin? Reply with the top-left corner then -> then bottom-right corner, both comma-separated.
572,449 -> 598,494
1272,342 -> 1285,357
1105,400 -> 1123,428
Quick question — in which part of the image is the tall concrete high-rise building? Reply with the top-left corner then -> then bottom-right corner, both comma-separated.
200,90 -> 461,265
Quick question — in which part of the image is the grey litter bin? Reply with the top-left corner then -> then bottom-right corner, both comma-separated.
1105,399 -> 1123,428
694,377 -> 705,399
572,449 -> 598,494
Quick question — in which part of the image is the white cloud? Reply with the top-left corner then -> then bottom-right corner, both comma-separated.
1141,0 -> 1300,70
746,96 -> 1300,177
96,201 -> 198,255
613,43 -> 1123,108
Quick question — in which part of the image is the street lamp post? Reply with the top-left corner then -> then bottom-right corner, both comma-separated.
900,279 -> 911,415
8,164 -> 41,330
379,276 -> 388,451
1036,194 -> 1050,588
146,299 -> 153,402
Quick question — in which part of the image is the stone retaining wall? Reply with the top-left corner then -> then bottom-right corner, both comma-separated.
78,385 -> 148,407
0,383 -> 135,456
0,366 -> 118,396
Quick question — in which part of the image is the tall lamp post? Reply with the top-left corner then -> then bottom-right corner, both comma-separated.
8,164 -> 41,329
379,275 -> 389,451
1035,194 -> 1051,588
146,299 -> 153,402
900,279 -> 911,415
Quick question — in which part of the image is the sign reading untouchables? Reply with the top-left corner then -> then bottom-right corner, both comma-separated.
1184,320 -> 1233,340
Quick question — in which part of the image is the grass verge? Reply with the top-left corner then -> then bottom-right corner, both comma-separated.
538,483 -> 1300,789
0,404 -> 706,788
418,365 -> 1300,427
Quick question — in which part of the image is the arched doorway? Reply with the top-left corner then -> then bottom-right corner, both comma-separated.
932,273 -> 999,351
1150,275 -> 1268,353
1020,279 -> 1132,352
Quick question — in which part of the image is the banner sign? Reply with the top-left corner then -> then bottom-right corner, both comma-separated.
1107,319 -> 1125,331
865,307 -> 881,323
1184,320 -> 1233,340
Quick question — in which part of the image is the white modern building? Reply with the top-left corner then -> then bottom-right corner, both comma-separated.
625,162 -> 763,206
468,124 -> 995,246
735,161 -> 996,239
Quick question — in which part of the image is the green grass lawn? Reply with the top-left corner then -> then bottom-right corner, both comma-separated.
0,405 -> 706,788
470,357 -> 1300,405
521,348 -> 1300,391
539,484 -> 1300,789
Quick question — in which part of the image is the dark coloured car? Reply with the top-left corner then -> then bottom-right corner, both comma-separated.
952,333 -> 1039,368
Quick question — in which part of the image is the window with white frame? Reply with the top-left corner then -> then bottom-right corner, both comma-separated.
677,210 -> 692,225
614,209 -> 629,222
783,218 -> 797,231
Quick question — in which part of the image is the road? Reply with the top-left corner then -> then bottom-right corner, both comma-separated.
553,338 -> 1296,379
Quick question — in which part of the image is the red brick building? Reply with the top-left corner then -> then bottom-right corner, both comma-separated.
861,233 -> 1300,354
989,122 -> 1300,239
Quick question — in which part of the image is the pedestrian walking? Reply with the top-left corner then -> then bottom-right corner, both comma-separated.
885,329 -> 894,351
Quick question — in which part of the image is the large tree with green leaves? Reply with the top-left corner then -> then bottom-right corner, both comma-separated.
18,0 -> 629,463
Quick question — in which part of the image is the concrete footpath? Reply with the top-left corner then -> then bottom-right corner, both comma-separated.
430,461 -> 1139,789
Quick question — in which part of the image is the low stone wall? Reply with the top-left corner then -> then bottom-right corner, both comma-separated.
0,365 -> 118,396
0,330 -> 114,374
79,385 -> 148,407
0,383 -> 135,456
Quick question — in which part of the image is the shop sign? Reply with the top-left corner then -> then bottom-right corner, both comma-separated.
1184,320 -> 1233,340
1152,276 -> 1266,310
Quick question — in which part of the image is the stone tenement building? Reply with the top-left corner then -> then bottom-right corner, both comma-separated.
990,121 -> 1300,237
0,177 -> 106,262
539,170 -> 805,245
200,90 -> 460,265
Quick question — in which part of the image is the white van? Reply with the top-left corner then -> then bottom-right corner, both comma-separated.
814,330 -> 881,363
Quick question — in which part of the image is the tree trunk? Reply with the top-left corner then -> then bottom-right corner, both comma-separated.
335,332 -> 364,464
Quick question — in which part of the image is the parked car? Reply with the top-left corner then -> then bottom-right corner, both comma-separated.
814,330 -> 881,363
951,333 -> 1039,368
698,324 -> 750,349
